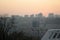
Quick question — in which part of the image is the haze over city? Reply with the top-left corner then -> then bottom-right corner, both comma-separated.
0,0 -> 60,40
0,0 -> 60,16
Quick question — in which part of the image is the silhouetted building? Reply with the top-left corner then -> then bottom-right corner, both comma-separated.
30,14 -> 34,17
24,15 -> 29,17
48,13 -> 54,18
55,14 -> 60,18
36,13 -> 43,17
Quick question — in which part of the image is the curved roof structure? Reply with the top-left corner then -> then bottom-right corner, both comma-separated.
41,29 -> 60,40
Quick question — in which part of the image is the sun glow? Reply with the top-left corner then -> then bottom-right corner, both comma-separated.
0,0 -> 60,16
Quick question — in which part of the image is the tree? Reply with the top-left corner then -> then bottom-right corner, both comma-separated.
0,16 -> 8,40
0,15 -> 16,40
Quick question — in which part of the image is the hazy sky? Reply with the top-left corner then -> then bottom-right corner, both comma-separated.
0,0 -> 60,16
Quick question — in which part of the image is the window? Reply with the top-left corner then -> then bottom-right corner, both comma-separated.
53,33 -> 57,38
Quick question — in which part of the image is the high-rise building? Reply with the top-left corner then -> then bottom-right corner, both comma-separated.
30,14 -> 34,17
24,15 -> 29,17
48,13 -> 54,18
36,13 -> 43,17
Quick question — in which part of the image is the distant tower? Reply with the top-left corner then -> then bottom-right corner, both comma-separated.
30,14 -> 34,17
48,13 -> 54,18
36,13 -> 43,17
55,14 -> 60,18
24,15 -> 29,17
